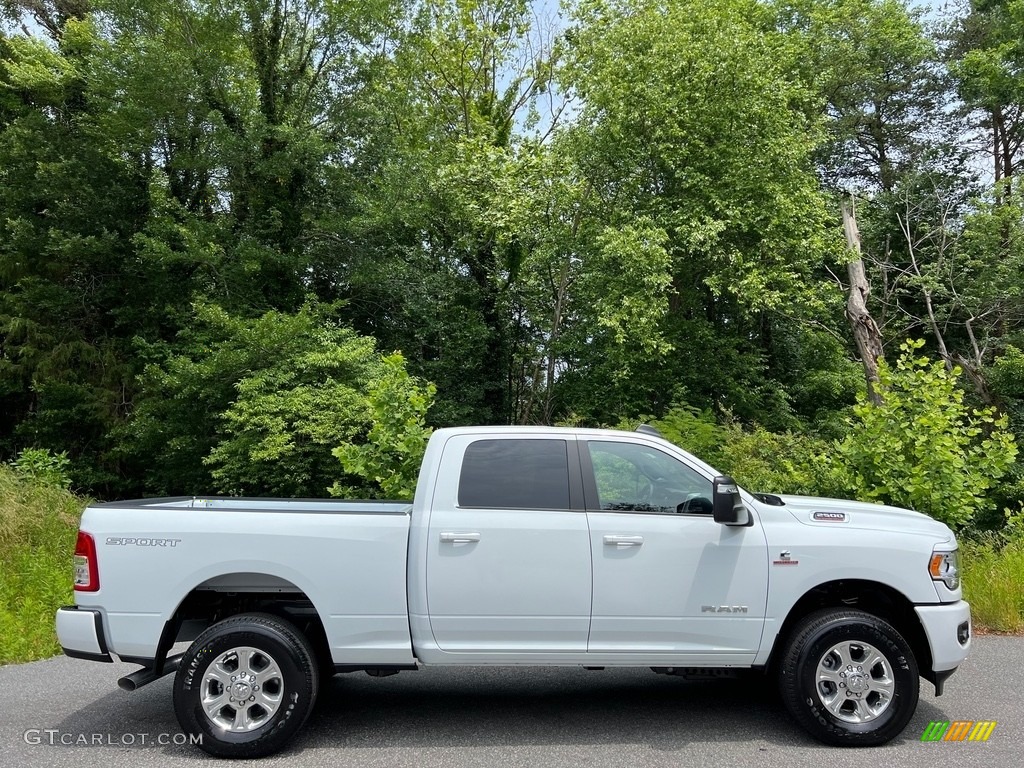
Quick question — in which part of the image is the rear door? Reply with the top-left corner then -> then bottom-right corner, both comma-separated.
424,434 -> 593,653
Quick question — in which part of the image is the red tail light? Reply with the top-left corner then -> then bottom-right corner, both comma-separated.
74,531 -> 99,592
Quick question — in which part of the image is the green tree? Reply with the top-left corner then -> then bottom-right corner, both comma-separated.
778,2 -> 996,407
551,0 -> 834,426
337,0 -> 559,426
778,0 -> 949,193
0,1 -> 402,492
0,17 -> 150,490
949,0 -> 1024,200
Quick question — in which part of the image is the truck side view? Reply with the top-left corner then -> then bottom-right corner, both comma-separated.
56,426 -> 970,758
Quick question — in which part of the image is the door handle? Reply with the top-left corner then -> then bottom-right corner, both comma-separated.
604,535 -> 644,546
440,532 -> 481,543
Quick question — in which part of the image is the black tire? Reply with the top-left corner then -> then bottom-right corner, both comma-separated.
173,612 -> 319,758
778,609 -> 918,747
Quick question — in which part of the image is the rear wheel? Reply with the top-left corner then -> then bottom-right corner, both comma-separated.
173,612 -> 319,758
778,609 -> 918,746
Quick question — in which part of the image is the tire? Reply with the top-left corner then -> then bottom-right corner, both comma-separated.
778,609 -> 918,747
173,612 -> 319,759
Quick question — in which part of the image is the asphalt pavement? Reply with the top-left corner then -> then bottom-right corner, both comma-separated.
0,637 -> 1019,767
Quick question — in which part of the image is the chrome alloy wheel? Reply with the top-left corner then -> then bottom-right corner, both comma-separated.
815,640 -> 895,723
200,646 -> 284,732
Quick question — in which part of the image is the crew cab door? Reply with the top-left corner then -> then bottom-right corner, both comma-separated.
424,434 -> 592,653
583,438 -> 768,662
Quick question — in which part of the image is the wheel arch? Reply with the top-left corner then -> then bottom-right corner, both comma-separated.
765,579 -> 934,688
144,572 -> 331,676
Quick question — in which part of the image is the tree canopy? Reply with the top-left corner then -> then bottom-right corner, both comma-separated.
2,0 -> 1024,528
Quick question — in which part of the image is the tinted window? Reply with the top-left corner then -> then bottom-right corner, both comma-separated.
587,441 -> 712,514
458,439 -> 571,509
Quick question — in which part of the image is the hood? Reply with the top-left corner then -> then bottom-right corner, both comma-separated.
770,494 -> 954,543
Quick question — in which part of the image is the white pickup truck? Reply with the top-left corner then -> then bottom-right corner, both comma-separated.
56,426 -> 970,758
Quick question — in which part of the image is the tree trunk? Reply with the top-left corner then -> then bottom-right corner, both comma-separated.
841,196 -> 885,405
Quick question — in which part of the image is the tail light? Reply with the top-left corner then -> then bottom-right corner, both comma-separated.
74,531 -> 99,592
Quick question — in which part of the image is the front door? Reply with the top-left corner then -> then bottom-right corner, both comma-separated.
583,438 -> 768,663
425,434 -> 592,653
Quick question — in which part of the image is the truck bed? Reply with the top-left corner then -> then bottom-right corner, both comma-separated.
74,495 -> 416,666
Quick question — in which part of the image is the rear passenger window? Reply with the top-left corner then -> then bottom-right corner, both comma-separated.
458,439 -> 570,509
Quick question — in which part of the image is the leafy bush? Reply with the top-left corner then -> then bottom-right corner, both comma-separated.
0,464 -> 85,663
125,300 -> 438,497
650,404 -> 727,467
715,427 -> 845,498
652,343 -> 1018,529
651,404 -> 843,496
8,447 -> 72,489
331,354 -> 435,499
984,346 -> 1024,526
988,345 -> 1024,404
837,339 -> 1017,529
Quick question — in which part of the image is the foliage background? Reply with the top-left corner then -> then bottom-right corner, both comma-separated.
1,0 -> 1024,531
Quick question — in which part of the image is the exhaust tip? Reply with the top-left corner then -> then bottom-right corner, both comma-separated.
117,654 -> 183,692
117,676 -> 141,692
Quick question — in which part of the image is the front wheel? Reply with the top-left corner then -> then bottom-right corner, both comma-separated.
778,609 -> 918,746
173,612 -> 319,758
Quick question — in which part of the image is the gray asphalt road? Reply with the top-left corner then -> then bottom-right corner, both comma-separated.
0,638 -> 1018,768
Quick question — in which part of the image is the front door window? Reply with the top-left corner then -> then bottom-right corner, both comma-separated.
587,441 -> 713,514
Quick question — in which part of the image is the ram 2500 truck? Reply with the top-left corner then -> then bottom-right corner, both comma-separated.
56,426 -> 969,758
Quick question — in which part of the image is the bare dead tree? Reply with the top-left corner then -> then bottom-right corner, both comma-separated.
842,195 -> 885,405
892,180 -> 1000,404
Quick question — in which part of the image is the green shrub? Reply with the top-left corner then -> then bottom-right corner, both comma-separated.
715,427 -> 845,498
651,404 -> 844,497
0,465 -> 85,663
331,354 -> 435,499
837,339 -> 1017,529
126,300 -> 438,497
9,447 -> 72,489
651,404 -> 727,468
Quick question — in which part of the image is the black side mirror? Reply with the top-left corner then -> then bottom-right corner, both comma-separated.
713,475 -> 749,526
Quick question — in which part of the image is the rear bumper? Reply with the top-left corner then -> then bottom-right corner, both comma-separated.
916,600 -> 971,673
56,606 -> 112,663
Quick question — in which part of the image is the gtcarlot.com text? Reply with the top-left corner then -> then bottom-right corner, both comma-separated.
23,730 -> 202,747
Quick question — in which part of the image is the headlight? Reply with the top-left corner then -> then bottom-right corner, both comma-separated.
929,549 -> 960,590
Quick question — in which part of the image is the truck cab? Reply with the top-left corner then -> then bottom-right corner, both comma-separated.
409,428 -> 768,663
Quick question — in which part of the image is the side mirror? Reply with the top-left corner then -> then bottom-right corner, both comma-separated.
713,475 -> 749,526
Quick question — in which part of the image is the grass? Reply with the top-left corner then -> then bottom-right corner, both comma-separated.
961,534 -> 1024,634
0,465 -> 86,664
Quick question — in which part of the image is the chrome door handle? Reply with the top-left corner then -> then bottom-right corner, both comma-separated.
604,535 -> 644,546
440,532 -> 481,543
